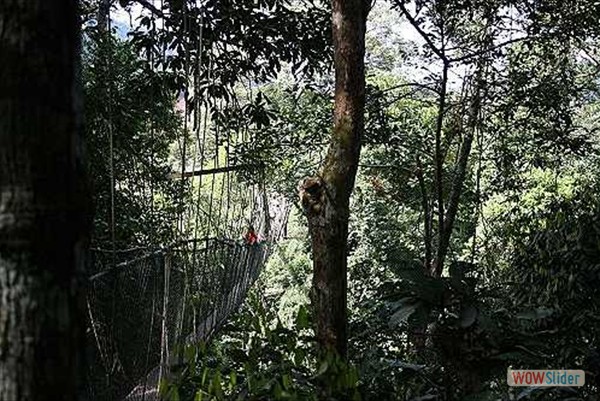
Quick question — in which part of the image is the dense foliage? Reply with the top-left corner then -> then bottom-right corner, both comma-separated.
83,0 -> 600,400
83,32 -> 183,248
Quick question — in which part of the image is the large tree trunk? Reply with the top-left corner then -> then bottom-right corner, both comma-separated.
0,1 -> 88,400
300,0 -> 369,358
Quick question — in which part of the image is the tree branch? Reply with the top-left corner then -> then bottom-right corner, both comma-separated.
449,36 -> 532,64
435,67 -> 482,277
415,156 -> 432,272
382,82 -> 440,95
133,0 -> 165,18
571,36 -> 600,68
393,0 -> 449,65
432,62 -> 448,276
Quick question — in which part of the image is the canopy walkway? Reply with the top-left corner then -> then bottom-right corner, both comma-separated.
83,6 -> 295,399
85,195 -> 289,401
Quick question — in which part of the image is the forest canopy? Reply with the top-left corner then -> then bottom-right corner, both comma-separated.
2,0 -> 600,400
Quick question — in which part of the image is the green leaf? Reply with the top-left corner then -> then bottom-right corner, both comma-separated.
158,378 -> 170,396
315,360 -> 329,377
346,366 -> 360,387
388,360 -> 425,371
294,348 -> 305,366
273,381 -> 283,398
211,371 -> 223,398
170,387 -> 180,401
282,373 -> 291,390
296,305 -> 310,330
184,344 -> 197,363
201,367 -> 209,386
460,305 -> 478,328
389,302 -> 419,327
516,307 -> 553,320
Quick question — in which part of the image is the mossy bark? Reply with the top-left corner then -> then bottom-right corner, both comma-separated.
300,0 -> 369,358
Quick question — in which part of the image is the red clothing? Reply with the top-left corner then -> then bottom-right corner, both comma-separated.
244,231 -> 258,245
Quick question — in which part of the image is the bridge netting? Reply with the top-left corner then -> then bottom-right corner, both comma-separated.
84,4 -> 291,399
85,193 -> 288,401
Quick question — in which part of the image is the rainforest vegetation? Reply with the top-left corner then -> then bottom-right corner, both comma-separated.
2,0 -> 600,400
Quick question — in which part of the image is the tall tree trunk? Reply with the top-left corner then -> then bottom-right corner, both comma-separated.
0,1 -> 88,400
415,156 -> 432,271
300,0 -> 369,358
433,61 -> 485,278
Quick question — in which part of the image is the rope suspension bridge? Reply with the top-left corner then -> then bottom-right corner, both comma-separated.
84,4 -> 291,399
85,193 -> 289,401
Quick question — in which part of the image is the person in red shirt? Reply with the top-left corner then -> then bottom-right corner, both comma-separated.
243,225 -> 258,245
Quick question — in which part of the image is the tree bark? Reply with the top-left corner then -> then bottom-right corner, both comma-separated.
433,63 -> 485,277
415,157 -> 432,271
299,0 -> 369,358
434,116 -> 476,276
0,1 -> 88,400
